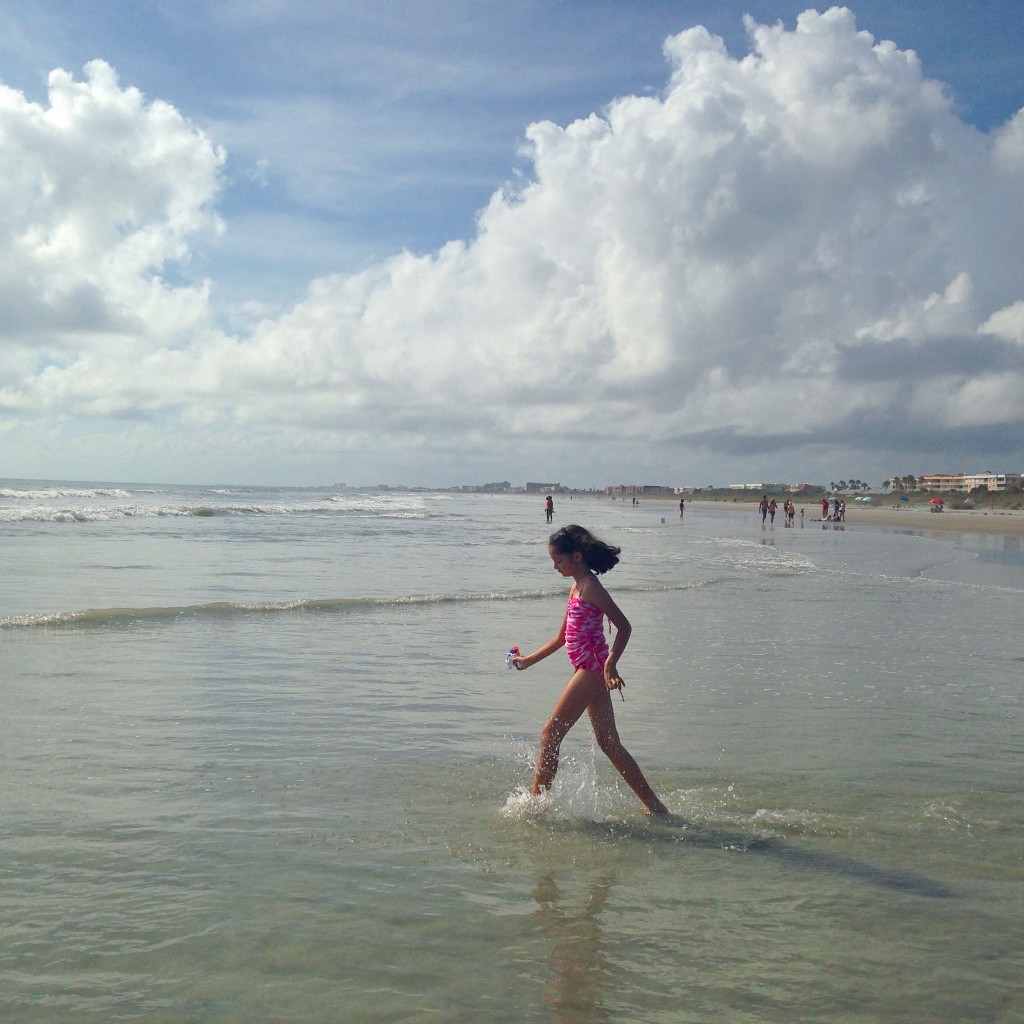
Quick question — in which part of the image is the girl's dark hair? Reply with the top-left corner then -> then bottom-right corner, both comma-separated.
548,524 -> 621,574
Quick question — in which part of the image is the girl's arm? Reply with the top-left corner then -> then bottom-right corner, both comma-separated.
514,610 -> 567,670
579,576 -> 632,691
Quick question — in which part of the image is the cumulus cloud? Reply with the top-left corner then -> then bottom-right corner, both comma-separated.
0,60 -> 223,410
2,7 -> 1023,483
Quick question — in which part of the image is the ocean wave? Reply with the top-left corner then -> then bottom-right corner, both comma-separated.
0,481 -> 449,523
0,581 -> 706,631
0,500 -> 439,524
0,505 -> 192,523
0,486 -> 133,501
0,589 -> 550,630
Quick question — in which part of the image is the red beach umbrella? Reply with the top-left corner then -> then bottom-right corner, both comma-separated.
929,497 -> 944,504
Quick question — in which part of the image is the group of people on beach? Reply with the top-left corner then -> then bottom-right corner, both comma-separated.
819,497 -> 845,522
757,494 -> 849,527
758,495 -> 799,528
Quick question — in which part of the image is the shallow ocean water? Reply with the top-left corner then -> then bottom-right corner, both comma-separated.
1,483 -> 1022,1022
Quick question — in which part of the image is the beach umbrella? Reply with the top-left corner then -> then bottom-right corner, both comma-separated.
929,497 -> 944,505
899,495 -> 909,501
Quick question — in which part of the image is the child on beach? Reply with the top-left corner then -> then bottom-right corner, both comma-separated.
512,525 -> 669,815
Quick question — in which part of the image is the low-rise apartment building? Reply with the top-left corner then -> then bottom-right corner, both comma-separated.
963,472 -> 1022,492
918,472 -> 1022,493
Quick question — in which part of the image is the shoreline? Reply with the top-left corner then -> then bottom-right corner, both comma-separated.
679,499 -> 1024,536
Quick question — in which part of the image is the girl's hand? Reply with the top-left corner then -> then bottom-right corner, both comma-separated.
605,668 -> 625,699
513,657 -> 526,671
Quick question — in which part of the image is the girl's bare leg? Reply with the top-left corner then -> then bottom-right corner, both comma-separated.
532,670 -> 669,815
531,669 -> 605,795
588,690 -> 669,815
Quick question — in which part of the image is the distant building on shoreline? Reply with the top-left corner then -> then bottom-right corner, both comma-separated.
726,482 -> 788,493
453,481 -> 512,493
604,484 -> 677,497
915,472 -> 1022,493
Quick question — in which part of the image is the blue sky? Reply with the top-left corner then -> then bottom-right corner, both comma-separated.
1,2 -> 1023,486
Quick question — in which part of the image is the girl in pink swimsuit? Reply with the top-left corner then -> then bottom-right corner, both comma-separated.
512,525 -> 668,815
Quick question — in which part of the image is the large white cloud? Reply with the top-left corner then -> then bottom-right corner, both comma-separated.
0,60 -> 223,413
2,7 -> 1023,482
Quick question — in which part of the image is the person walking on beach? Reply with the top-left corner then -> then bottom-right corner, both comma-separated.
768,497 -> 777,526
511,525 -> 669,815
759,495 -> 769,527
821,497 -> 829,519
545,495 -> 554,523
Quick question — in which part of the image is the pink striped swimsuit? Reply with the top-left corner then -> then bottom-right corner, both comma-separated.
565,590 -> 608,673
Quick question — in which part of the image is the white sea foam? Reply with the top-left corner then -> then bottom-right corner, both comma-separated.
0,486 -> 133,500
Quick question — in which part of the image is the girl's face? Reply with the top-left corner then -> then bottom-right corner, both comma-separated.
548,544 -> 581,577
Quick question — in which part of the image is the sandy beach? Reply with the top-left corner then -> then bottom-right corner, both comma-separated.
684,500 -> 1024,536
839,505 -> 1024,535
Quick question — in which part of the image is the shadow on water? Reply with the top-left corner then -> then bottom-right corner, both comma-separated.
578,817 -> 958,899
528,844 -> 949,1024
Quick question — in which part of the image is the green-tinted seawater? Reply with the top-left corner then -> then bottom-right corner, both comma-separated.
2,485 -> 1021,1022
